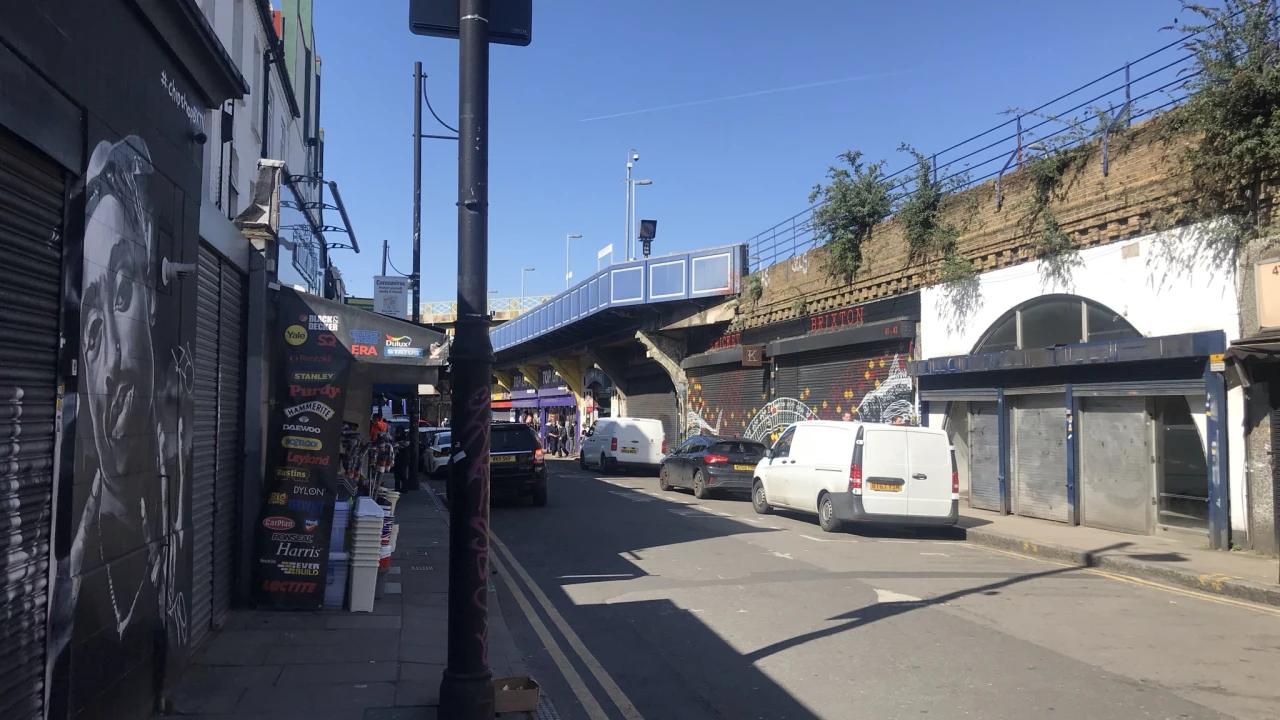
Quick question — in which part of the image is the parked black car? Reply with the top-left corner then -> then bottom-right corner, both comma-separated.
488,422 -> 548,506
660,436 -> 768,499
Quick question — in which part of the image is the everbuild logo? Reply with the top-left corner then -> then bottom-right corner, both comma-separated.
261,580 -> 316,593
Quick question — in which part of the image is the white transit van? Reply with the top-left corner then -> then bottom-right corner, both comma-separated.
751,421 -> 958,532
579,417 -> 666,474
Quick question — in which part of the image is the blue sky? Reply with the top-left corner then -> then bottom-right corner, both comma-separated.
315,1 -> 1183,303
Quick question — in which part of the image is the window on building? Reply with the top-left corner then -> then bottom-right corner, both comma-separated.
232,0 -> 245,61
973,295 -> 1139,354
251,37 -> 262,138
228,148 -> 240,216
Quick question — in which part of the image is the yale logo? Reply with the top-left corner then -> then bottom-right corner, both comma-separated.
284,325 -> 308,345
282,436 -> 323,451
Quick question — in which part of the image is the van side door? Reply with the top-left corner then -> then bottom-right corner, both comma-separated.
764,426 -> 798,508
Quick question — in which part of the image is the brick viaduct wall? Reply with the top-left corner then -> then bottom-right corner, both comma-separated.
739,119 -> 1192,328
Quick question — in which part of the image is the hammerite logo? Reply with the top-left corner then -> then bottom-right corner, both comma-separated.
283,436 -> 323,451
285,401 -> 335,421
284,325 -> 308,345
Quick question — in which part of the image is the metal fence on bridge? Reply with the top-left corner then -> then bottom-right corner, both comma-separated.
420,295 -> 554,324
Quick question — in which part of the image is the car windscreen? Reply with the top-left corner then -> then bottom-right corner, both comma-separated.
710,441 -> 766,455
492,425 -> 538,452
434,432 -> 451,447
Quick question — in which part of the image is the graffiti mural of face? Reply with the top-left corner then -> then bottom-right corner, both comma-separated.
82,146 -> 156,480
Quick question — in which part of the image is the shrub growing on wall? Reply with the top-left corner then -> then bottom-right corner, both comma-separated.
808,151 -> 894,280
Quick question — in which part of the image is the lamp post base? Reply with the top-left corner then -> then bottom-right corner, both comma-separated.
439,668 -> 495,719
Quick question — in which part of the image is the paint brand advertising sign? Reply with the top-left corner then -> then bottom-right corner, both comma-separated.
253,291 -> 353,609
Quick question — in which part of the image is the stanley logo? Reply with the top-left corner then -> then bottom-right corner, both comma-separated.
291,371 -> 335,381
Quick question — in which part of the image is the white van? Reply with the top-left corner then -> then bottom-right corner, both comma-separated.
579,417 -> 666,474
751,421 -> 958,532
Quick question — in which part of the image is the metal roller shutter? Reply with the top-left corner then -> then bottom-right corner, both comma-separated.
212,262 -> 245,626
0,128 -> 63,720
189,247 -> 221,649
775,356 -> 799,404
686,364 -> 767,437
792,342 -> 914,424
1011,394 -> 1068,522
1079,396 -> 1151,534
627,373 -> 678,446
968,401 -> 1001,512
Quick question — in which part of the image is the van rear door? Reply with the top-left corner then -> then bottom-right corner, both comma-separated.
905,429 -> 955,517
860,429 -> 910,516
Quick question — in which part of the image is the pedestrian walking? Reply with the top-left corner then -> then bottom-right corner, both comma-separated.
546,420 -> 561,457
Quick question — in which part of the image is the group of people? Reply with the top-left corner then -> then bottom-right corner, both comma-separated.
521,412 -> 577,457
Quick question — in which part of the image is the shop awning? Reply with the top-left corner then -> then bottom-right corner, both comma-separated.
1226,328 -> 1280,364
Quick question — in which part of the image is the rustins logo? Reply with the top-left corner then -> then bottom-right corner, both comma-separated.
352,344 -> 378,357
276,467 -> 309,481
288,384 -> 341,399
287,451 -> 330,466
261,579 -> 317,594
270,532 -> 313,544
304,313 -> 339,331
385,346 -> 424,358
284,325 -> 308,345
303,518 -> 320,532
288,498 -> 324,513
350,329 -> 381,344
275,542 -> 322,558
289,353 -> 332,364
291,371 -> 335,382
282,436 -> 323,451
285,401 -> 335,421
263,516 -> 295,531
268,492 -> 287,505
317,333 -> 338,347
385,334 -> 412,347
293,485 -> 325,497
282,423 -> 322,435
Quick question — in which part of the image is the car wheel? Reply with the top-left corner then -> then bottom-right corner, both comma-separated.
600,453 -> 611,474
818,493 -> 842,533
532,483 -> 548,507
692,470 -> 710,500
752,480 -> 772,515
659,465 -> 671,491
579,452 -> 588,470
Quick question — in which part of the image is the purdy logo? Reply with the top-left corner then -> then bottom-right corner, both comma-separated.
350,329 -> 381,344
284,325 -> 308,345
291,371 -> 335,381
285,401 -> 335,421
293,485 -> 325,497
263,516 -> 295,531
287,451 -> 330,466
289,384 -> 341,399
275,542 -> 322,558
385,334 -> 412,347
271,532 -> 313,544
276,467 -> 309,481
261,579 -> 317,594
288,499 -> 324,513
268,492 -> 287,505
282,423 -> 322,435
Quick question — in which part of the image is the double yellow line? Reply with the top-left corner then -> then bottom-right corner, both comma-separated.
489,531 -> 646,720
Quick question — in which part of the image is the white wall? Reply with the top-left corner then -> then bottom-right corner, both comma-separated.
919,226 -> 1248,536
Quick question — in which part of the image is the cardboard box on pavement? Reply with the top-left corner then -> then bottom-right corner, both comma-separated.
493,676 -> 540,713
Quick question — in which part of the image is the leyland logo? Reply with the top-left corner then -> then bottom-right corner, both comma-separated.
284,325 -> 308,345
283,436 -> 323,451
285,401 -> 335,421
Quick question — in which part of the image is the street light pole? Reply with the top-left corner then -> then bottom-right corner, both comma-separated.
625,148 -> 637,260
521,267 -> 534,305
439,0 -> 494,716
565,233 -> 581,289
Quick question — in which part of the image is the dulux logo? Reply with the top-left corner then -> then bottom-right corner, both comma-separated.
351,329 -> 381,344
385,334 -> 412,347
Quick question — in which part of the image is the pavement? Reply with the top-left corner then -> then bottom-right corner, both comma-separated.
487,459 -> 1280,720
162,485 -> 557,720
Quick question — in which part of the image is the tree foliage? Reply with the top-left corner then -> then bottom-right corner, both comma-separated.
808,151 -> 894,279
896,145 -> 964,260
1164,0 -> 1280,243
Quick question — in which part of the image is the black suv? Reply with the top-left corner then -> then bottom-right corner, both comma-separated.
488,422 -> 547,506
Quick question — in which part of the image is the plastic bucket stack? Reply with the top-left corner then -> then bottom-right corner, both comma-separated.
350,497 -> 385,612
379,514 -> 394,569
323,551 -> 348,610
330,500 -> 350,552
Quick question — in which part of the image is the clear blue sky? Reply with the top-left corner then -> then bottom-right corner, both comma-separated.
314,0 -> 1184,303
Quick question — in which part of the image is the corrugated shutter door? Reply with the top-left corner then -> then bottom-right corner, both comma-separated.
792,342 -> 914,423
0,128 -> 63,720
687,364 -> 767,437
1012,394 -> 1068,522
1080,397 -> 1150,534
968,401 -> 1001,511
189,247 -> 221,649
627,373 -> 678,445
212,264 -> 245,626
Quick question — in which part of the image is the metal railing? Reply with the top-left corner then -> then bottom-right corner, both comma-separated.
746,29 -> 1209,273
419,295 -> 555,323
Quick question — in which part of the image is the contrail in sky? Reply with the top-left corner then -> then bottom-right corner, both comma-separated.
578,69 -> 921,122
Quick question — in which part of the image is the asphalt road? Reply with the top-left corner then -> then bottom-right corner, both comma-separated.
487,460 -> 1280,720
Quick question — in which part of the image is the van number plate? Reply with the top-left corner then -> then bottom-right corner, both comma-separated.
621,447 -> 637,454
869,482 -> 902,492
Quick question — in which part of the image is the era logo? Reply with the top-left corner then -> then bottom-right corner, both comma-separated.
352,344 -> 378,356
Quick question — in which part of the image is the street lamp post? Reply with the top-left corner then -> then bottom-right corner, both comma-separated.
565,233 -> 581,289
521,266 -> 535,306
625,149 -> 637,260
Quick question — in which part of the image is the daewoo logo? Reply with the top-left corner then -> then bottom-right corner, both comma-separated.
385,334 -> 412,347
282,436 -> 323,451
284,325 -> 308,345
263,516 -> 295,531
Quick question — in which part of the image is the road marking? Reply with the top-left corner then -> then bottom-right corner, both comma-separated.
490,532 -> 646,720
769,551 -> 793,560
920,552 -> 949,557
557,573 -> 635,580
488,552 -> 611,720
739,517 -> 764,524
877,539 -> 918,544
875,589 -> 923,603
608,491 -> 654,502
799,534 -> 858,544
968,543 -> 1280,616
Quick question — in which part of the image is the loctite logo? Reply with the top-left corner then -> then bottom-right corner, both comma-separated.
282,436 -> 323,451
282,423 -> 322,435
287,451 -> 330,466
285,401 -> 335,421
263,516 -> 295,531
276,467 -> 309,480
284,325 -> 308,345
261,579 -> 317,593
291,371 -> 335,381
385,334 -> 412,347
289,384 -> 341,399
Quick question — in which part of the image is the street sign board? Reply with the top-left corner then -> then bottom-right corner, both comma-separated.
741,345 -> 764,367
409,0 -> 532,46
373,276 -> 411,319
